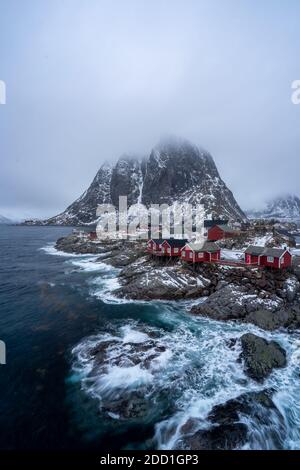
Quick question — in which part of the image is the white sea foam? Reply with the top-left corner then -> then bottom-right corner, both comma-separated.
70,258 -> 109,272
71,306 -> 300,450
40,243 -> 92,258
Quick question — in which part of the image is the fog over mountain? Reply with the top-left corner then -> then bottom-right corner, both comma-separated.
0,1 -> 300,219
31,138 -> 246,225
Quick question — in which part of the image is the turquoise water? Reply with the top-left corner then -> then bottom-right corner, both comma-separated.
0,226 -> 299,450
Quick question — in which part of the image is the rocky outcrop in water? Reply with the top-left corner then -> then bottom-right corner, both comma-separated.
240,333 -> 287,381
180,390 -> 284,450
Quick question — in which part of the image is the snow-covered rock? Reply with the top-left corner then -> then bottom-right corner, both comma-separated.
29,137 -> 246,226
247,194 -> 300,221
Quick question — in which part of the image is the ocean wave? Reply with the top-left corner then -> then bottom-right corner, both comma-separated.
40,243 -> 93,258
70,311 -> 300,450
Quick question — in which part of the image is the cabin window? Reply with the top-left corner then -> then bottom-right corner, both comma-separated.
189,252 -> 193,259
167,248 -> 171,254
174,248 -> 178,253
267,256 -> 274,263
182,251 -> 185,256
198,252 -> 204,258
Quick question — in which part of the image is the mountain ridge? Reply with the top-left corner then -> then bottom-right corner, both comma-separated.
25,138 -> 246,226
246,194 -> 300,221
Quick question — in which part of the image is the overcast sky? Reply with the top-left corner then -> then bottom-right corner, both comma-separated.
0,0 -> 299,219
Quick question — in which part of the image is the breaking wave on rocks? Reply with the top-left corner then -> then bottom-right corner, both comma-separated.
70,308 -> 300,450
43,242 -> 300,449
68,255 -> 127,304
41,243 -> 93,258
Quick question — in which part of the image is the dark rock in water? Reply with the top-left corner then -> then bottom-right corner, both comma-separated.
244,309 -> 294,331
183,423 -> 248,450
240,333 -> 287,381
103,392 -> 150,420
181,389 -> 283,450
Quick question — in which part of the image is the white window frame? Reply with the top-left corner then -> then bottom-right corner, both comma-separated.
198,252 -> 204,258
182,250 -> 185,256
189,252 -> 193,259
167,248 -> 171,254
174,248 -> 179,254
267,256 -> 274,263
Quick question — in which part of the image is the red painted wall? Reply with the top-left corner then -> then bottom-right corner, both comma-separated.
207,226 -> 224,241
181,247 -> 220,263
245,254 -> 259,265
280,251 -> 292,268
161,240 -> 184,256
259,255 -> 280,268
147,240 -> 162,252
181,247 -> 194,262
208,226 -> 238,241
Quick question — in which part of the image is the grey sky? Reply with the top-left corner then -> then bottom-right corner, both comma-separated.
0,0 -> 299,219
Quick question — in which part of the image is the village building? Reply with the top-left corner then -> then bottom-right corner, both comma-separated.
147,238 -> 164,254
147,238 -> 188,256
204,219 -> 228,236
207,224 -> 240,241
160,239 -> 188,256
181,241 -> 221,263
244,245 -> 265,265
244,245 -> 292,269
89,231 -> 98,240
259,247 -> 292,269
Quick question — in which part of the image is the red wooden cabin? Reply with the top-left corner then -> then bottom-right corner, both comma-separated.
244,246 -> 265,265
207,224 -> 240,241
147,238 -> 164,254
89,231 -> 97,240
259,248 -> 292,269
181,241 -> 221,263
160,239 -> 188,257
244,245 -> 292,269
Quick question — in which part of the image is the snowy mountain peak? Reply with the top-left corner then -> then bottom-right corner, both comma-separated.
247,194 -> 300,221
0,214 -> 12,224
31,137 -> 246,225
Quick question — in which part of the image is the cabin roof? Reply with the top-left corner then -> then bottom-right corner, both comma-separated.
215,224 -> 238,233
149,238 -> 188,247
261,247 -> 288,258
204,219 -> 229,228
185,241 -> 220,253
150,238 -> 164,244
245,245 -> 265,256
245,245 -> 289,258
163,238 -> 188,248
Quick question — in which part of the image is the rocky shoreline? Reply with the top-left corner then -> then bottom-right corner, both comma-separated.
56,233 -> 300,449
56,234 -> 300,331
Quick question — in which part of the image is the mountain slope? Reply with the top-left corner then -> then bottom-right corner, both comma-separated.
247,195 -> 300,220
44,163 -> 112,226
142,138 -> 245,220
0,215 -> 12,224
32,137 -> 246,226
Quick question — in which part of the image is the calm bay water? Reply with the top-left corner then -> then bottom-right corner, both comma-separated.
0,226 -> 299,450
